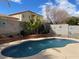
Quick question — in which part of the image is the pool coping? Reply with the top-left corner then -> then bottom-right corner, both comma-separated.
2,37 -> 79,46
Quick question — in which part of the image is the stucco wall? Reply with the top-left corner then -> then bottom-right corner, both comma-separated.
22,12 -> 32,22
0,19 -> 22,35
50,24 -> 79,38
21,12 -> 43,22
69,26 -> 79,38
50,24 -> 69,36
10,14 -> 22,21
10,11 -> 43,22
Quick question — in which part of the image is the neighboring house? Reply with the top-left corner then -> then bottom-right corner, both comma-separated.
9,11 -> 43,22
0,14 -> 22,35
0,11 -> 43,35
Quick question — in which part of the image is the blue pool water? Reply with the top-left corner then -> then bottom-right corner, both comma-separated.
1,38 -> 79,58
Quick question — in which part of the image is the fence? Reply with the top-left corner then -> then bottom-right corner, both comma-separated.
50,24 -> 79,38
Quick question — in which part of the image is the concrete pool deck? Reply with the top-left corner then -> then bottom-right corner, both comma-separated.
0,37 -> 79,59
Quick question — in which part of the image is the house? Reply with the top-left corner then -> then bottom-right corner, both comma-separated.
0,14 -> 22,35
0,11 -> 43,35
9,11 -> 43,22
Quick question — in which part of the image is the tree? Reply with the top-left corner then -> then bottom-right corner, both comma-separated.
42,3 -> 69,24
66,17 -> 79,25
20,16 -> 43,35
50,8 -> 70,24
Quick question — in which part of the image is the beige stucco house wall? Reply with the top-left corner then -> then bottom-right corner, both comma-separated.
0,15 -> 22,35
10,14 -> 22,21
10,11 -> 43,22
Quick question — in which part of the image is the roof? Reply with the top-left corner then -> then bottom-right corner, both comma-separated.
0,14 -> 18,19
9,10 -> 43,17
0,14 -> 19,21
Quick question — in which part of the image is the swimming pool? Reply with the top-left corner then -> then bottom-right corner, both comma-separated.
1,38 -> 79,58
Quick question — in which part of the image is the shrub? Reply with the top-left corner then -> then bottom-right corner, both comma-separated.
38,24 -> 50,34
20,17 -> 42,35
20,17 -> 50,36
66,17 -> 79,25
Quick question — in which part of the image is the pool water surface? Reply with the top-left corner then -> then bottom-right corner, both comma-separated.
1,38 -> 79,58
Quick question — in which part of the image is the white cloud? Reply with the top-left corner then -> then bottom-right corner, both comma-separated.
40,0 -> 79,16
56,0 -> 77,16
40,2 -> 54,18
40,2 -> 58,23
10,0 -> 21,3
73,11 -> 79,16
56,0 -> 68,3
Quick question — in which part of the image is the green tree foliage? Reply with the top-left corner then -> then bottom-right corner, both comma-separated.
20,16 -> 43,35
66,17 -> 79,25
20,16 -> 50,36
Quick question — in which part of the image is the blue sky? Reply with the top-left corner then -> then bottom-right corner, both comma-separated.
0,0 -> 79,15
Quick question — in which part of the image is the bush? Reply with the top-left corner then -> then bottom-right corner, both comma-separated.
66,17 -> 79,25
20,16 -> 50,36
20,17 -> 42,35
38,24 -> 50,34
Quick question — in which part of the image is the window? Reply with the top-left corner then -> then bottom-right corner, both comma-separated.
22,14 -> 25,18
0,21 -> 6,27
31,15 -> 35,19
3,22 -> 5,24
29,16 -> 30,19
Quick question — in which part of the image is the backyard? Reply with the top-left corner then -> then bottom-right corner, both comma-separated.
0,0 -> 79,59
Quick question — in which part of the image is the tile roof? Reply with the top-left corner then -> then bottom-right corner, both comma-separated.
0,14 -> 17,19
9,10 -> 42,16
0,14 -> 19,21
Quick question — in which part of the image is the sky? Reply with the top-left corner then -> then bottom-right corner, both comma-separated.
0,0 -> 79,16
